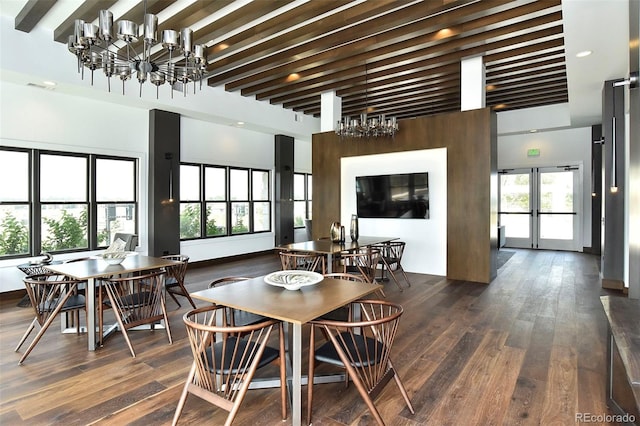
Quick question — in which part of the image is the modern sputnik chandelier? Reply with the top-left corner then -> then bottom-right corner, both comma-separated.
335,64 -> 399,138
67,1 -> 206,98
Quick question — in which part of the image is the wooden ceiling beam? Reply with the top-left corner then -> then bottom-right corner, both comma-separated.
215,0 -> 548,89
15,0 -> 58,33
205,0 -> 353,58
118,0 -> 230,60
237,12 -> 563,104
54,0 -> 118,42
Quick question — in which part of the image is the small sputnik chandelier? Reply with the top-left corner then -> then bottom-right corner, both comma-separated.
335,113 -> 399,138
67,2 -> 206,99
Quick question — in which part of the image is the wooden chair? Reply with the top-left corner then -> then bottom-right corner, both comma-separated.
278,251 -> 325,274
15,273 -> 86,364
373,241 -> 411,290
100,270 -> 172,357
162,254 -> 195,309
172,305 -> 287,426
338,248 -> 385,297
208,277 -> 265,328
307,300 -> 414,425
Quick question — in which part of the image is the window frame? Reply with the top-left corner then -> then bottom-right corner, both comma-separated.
0,147 -> 139,259
293,172 -> 312,229
179,163 -> 272,241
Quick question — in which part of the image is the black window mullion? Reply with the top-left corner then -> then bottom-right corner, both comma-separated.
227,166 -> 231,235
32,150 -> 41,255
88,155 -> 97,250
200,164 -> 206,239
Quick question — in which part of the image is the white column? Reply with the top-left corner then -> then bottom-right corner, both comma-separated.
320,91 -> 342,132
460,55 -> 486,111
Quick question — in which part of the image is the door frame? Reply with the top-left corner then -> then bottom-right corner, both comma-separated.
498,164 -> 583,251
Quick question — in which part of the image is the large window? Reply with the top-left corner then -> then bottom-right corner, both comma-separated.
0,147 -> 138,259
0,149 -> 30,257
293,173 -> 312,228
179,164 -> 271,240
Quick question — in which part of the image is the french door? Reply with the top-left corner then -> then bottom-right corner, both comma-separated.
499,166 -> 581,251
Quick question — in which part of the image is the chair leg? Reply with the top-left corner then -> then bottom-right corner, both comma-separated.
386,267 -> 404,291
307,325 -> 316,426
400,267 -> 411,287
161,295 -> 173,345
167,289 -> 182,307
105,290 -> 137,357
342,362 -> 386,425
15,318 -> 37,352
172,363 -> 197,426
389,361 -> 415,414
178,282 -> 197,309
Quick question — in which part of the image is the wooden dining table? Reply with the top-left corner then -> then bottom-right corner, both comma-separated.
278,236 -> 398,273
190,275 -> 383,426
45,254 -> 181,351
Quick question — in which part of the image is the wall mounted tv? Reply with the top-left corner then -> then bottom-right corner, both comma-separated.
356,173 -> 429,219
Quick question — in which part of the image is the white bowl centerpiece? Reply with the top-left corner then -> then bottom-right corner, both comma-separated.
101,251 -> 129,265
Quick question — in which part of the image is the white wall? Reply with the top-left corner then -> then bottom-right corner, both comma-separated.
497,126 -> 593,249
0,80 -> 314,291
340,149 -> 447,276
179,117 -> 277,262
0,82 -> 149,291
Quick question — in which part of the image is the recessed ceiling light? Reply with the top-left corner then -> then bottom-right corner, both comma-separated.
576,50 -> 592,58
493,104 -> 507,110
42,80 -> 57,86
529,129 -> 538,133
236,121 -> 244,126
286,73 -> 300,82
436,28 -> 453,39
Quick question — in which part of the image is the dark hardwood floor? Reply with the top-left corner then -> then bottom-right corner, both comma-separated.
0,249 -> 623,425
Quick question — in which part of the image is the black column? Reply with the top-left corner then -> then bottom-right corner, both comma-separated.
274,135 -> 294,246
601,82 -> 625,288
149,109 -> 180,257
589,124 -> 602,255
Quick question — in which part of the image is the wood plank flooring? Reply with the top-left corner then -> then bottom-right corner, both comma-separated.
0,249 -> 624,425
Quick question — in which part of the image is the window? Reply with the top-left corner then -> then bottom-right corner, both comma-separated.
0,149 -> 30,257
179,164 -> 201,239
293,173 -> 312,228
0,147 -> 138,259
96,158 -> 137,246
205,166 -> 226,236
179,164 -> 271,240
40,153 -> 89,251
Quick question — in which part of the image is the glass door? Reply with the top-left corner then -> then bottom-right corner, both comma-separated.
499,169 -> 533,248
499,166 -> 582,251
536,166 -> 581,250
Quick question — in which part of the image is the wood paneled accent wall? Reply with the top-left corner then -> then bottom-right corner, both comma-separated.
312,108 -> 497,284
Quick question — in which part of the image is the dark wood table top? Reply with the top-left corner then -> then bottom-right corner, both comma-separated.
191,275 -> 382,324
277,236 -> 397,255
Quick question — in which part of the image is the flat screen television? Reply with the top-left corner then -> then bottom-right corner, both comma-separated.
356,173 -> 429,219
